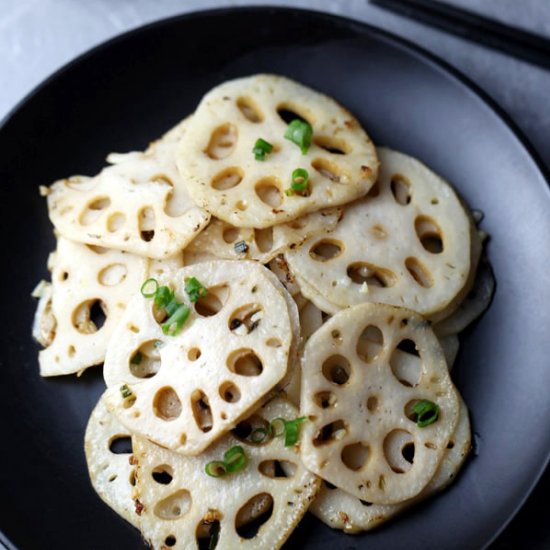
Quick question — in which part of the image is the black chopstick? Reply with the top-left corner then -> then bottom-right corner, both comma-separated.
369,0 -> 550,70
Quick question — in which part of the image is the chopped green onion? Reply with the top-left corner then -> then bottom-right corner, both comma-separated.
185,277 -> 208,303
250,427 -> 271,444
283,417 -> 307,447
140,278 -> 159,298
204,461 -> 227,478
120,384 -> 133,399
154,285 -> 175,309
285,168 -> 310,196
284,119 -> 313,154
412,400 -> 440,428
130,352 -> 142,365
224,445 -> 247,473
162,304 -> 191,336
270,418 -> 286,438
234,240 -> 249,255
253,138 -> 273,161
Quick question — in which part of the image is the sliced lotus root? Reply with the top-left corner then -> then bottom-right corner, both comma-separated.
285,148 -> 472,318
176,74 -> 378,228
434,259 -> 495,337
46,118 -> 210,259
132,398 -> 320,549
300,303 -> 460,505
33,238 -> 151,377
309,396 -> 470,533
84,392 -> 139,528
103,260 -> 293,455
186,207 -> 341,264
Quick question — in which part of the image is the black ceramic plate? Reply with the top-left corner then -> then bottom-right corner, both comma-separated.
1,7 -> 549,550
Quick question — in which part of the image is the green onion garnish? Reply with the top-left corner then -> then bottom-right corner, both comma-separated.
270,417 -> 286,438
140,278 -> 159,298
412,400 -> 440,428
162,304 -> 191,336
130,352 -> 142,365
140,278 -> 191,336
249,417 -> 307,447
205,446 -> 248,477
223,445 -> 247,473
250,427 -> 271,444
282,417 -> 307,447
253,138 -> 273,161
204,460 -> 227,478
285,168 -> 310,196
120,384 -> 133,399
184,277 -> 208,303
284,119 -> 313,154
234,240 -> 249,255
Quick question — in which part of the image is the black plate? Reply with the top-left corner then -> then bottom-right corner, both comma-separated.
1,7 -> 549,550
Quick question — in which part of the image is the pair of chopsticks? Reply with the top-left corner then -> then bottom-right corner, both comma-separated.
370,0 -> 550,70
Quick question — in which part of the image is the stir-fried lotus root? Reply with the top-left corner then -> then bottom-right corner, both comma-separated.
84,392 -> 139,528
104,260 -> 293,455
300,303 -> 460,505
32,238 -> 149,376
176,74 -> 378,228
285,148 -> 472,318
132,398 -> 320,549
310,396 -> 470,533
186,207 -> 341,264
46,118 -> 210,259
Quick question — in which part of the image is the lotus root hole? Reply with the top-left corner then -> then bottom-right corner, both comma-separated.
154,489 -> 192,520
322,355 -> 351,385
211,167 -> 243,190
254,227 -> 274,253
366,181 -> 380,198
187,347 -> 202,361
98,263 -> 128,286
138,206 -> 155,242
109,435 -> 132,455
129,470 -> 136,486
195,284 -> 229,317
222,226 -> 241,243
259,460 -> 297,479
276,103 -> 313,125
341,442 -> 370,471
331,329 -> 342,343
405,257 -> 434,288
313,420 -> 348,447
86,244 -> 109,254
390,340 -> 422,387
431,197 -> 439,205
266,337 -> 282,348
229,303 -> 264,334
236,96 -> 264,122
313,135 -> 351,155
232,415 -> 269,442
312,158 -> 349,183
191,390 -> 213,433
107,212 -> 126,233
196,515 -> 221,547
366,395 -> 379,412
235,493 -> 274,539
390,174 -> 412,205
255,178 -> 283,208
79,197 -> 111,225
415,215 -> 444,254
219,381 -> 241,403
289,217 -> 307,230
72,299 -> 107,334
59,271 -> 69,282
347,262 -> 396,288
205,123 -> 238,160
313,391 -> 337,409
227,349 -> 263,376
153,387 -> 182,421
152,464 -> 174,485
67,345 -> 75,358
129,340 -> 161,379
447,440 -> 455,449
309,239 -> 344,261
356,325 -> 384,363
164,536 -> 177,547
383,430 -> 415,474
127,323 -> 140,333
235,200 -> 248,211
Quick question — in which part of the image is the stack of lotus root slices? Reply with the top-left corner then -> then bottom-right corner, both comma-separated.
32,74 -> 494,548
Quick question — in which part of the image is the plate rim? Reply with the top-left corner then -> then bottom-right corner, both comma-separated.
1,5 -> 549,549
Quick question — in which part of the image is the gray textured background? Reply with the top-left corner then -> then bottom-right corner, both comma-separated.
1,1 -> 549,549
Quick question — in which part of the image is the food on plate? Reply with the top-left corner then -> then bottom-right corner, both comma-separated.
176,74 -> 379,228
31,73 -> 494,546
